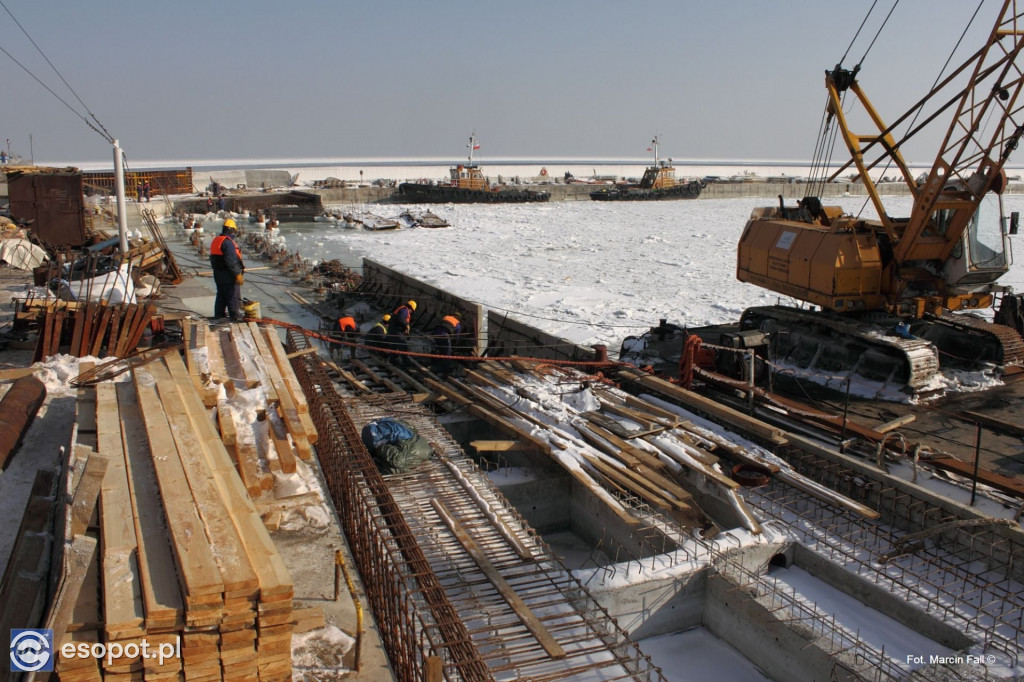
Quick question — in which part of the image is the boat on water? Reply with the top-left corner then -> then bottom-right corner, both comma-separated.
589,136 -> 705,201
344,211 -> 400,231
397,134 -> 550,204
400,209 -> 449,228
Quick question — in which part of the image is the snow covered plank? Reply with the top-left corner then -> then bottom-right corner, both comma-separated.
116,381 -> 186,631
262,326 -> 318,442
217,399 -> 263,498
619,368 -> 789,446
133,373 -> 225,605
162,352 -> 294,600
148,360 -> 260,600
95,382 -> 145,639
245,323 -> 310,458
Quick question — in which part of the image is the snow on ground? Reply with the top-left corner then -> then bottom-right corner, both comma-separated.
278,195 -> 1024,356
639,627 -> 770,682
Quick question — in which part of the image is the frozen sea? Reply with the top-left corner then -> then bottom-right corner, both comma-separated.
264,194 -> 1024,354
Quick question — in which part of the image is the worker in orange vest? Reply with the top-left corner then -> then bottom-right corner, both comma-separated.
430,313 -> 462,376
333,315 -> 357,357
209,218 -> 244,320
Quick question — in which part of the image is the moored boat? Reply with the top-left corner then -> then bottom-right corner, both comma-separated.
398,134 -> 550,203
589,136 -> 705,201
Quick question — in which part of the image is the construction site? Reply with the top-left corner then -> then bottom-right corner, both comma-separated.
3,2 -> 1024,679
0,181 -> 1022,682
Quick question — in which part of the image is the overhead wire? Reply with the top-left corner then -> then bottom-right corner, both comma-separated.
0,0 -> 114,145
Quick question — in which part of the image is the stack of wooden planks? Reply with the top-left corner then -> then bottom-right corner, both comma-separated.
27,299 -> 158,363
55,349 -> 295,682
182,319 -> 318,501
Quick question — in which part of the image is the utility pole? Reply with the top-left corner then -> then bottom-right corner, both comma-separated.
113,140 -> 129,254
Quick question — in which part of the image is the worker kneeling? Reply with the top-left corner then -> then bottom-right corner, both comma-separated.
430,314 -> 462,377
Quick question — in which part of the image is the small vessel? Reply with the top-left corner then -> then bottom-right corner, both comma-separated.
344,211 -> 400,230
590,136 -> 705,201
398,134 -> 550,203
400,209 -> 449,228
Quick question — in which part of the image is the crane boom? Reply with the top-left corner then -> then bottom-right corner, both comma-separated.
896,0 -> 1024,264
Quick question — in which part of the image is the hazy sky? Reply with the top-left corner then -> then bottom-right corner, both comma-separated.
0,1 -> 1006,168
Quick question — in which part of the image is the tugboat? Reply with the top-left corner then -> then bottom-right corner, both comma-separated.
590,136 -> 704,201
398,134 -> 550,203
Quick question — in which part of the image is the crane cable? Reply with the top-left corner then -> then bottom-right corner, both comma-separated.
0,0 -> 115,145
808,1 -> 899,194
852,0 -> 985,221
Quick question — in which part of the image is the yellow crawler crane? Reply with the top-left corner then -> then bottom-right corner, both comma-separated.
737,0 -> 1024,393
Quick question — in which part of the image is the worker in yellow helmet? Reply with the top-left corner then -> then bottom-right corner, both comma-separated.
385,301 -> 416,366
364,313 -> 390,353
209,218 -> 244,320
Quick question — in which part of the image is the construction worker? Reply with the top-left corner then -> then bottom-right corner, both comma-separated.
210,218 -> 244,320
333,315 -> 357,357
430,313 -> 462,376
385,300 -> 416,365
364,314 -> 390,353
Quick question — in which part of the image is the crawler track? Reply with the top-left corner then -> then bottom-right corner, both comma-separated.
741,306 -> 941,393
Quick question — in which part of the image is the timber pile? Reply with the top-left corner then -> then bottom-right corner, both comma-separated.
425,361 -> 759,533
181,319 -> 318,505
54,350 -> 295,682
27,299 -> 158,363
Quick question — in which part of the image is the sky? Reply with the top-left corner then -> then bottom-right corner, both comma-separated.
0,0 -> 1008,168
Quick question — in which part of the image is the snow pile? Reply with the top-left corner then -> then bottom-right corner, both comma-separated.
290,625 -> 354,681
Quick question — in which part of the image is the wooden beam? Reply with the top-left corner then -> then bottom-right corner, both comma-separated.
133,372 -> 225,602
959,410 -> 1024,438
876,414 -> 917,434
148,360 -> 260,597
617,368 -> 789,446
95,382 -> 145,639
116,381 -> 185,632
69,450 -> 109,537
431,499 -> 565,660
161,352 -> 293,599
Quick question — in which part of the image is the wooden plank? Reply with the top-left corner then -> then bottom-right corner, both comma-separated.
69,305 -> 87,358
268,407 -> 297,474
581,453 -> 674,510
235,323 -> 278,401
148,361 -> 260,596
262,327 -> 318,441
960,410 -> 1024,438
218,399 -> 263,498
431,499 -> 565,660
103,304 -> 123,359
617,367 -> 789,446
245,324 -> 310,458
350,357 -> 405,393
132,370 -> 225,600
324,359 -> 372,393
116,381 -> 186,630
161,352 -> 293,599
876,414 -> 917,434
469,440 -> 532,452
285,347 -> 319,360
69,450 -> 109,537
95,383 -> 145,638
583,452 -> 691,510
88,305 -> 114,357
41,534 -> 99,664
205,325 -> 227,384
